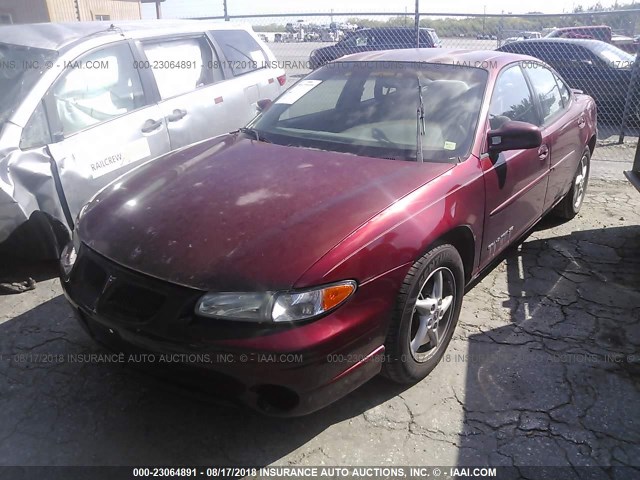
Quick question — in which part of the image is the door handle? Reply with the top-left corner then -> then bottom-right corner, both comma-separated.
167,109 -> 187,122
538,144 -> 549,161
141,118 -> 163,133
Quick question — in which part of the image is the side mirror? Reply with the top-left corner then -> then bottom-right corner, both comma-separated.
256,98 -> 273,113
487,120 -> 542,155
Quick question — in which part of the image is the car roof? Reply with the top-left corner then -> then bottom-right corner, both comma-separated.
0,20 -> 249,52
358,27 -> 435,32
334,48 -> 526,70
553,25 -> 609,31
500,38 -> 607,50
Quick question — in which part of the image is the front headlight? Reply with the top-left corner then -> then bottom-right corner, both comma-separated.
60,228 -> 80,279
195,280 -> 356,323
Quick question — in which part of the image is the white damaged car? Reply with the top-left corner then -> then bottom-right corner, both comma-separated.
0,20 -> 285,257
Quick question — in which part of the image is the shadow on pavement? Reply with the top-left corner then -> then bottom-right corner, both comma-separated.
0,293 -> 408,466
457,225 -> 640,476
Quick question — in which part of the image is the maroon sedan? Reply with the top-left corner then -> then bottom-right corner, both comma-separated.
60,50 -> 597,416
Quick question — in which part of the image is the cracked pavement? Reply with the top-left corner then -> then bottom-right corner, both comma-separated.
0,177 -> 638,476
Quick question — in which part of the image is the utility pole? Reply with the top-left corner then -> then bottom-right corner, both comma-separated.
482,5 -> 486,35
415,0 -> 420,47
223,0 -> 229,21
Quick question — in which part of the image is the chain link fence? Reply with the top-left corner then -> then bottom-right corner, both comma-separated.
192,9 -> 640,166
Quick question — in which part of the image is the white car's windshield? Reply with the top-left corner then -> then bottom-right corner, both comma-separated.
252,62 -> 488,162
0,43 -> 57,126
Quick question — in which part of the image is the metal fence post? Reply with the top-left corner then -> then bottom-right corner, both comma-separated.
223,0 -> 229,21
415,0 -> 420,47
618,44 -> 640,144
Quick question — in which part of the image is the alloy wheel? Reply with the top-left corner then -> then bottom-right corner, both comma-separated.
573,153 -> 589,210
409,267 -> 456,363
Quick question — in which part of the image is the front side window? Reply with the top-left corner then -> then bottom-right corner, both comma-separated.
142,36 -> 221,99
525,64 -> 564,123
489,65 -> 538,129
252,62 -> 488,162
52,43 -> 145,137
210,30 -> 267,76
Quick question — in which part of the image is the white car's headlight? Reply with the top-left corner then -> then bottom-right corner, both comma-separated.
60,228 -> 80,279
195,281 -> 356,323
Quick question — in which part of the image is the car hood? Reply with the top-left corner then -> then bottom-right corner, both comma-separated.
79,134 -> 453,291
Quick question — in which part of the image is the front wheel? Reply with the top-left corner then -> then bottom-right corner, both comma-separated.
382,244 -> 465,384
554,147 -> 590,220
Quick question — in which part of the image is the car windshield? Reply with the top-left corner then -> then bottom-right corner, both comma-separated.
594,43 -> 635,67
252,62 -> 488,162
0,43 -> 57,127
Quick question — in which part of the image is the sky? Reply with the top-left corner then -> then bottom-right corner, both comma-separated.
141,0 -> 628,20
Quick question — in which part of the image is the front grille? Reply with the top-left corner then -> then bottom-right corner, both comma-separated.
68,252 -> 108,310
67,245 -> 201,330
102,283 -> 165,322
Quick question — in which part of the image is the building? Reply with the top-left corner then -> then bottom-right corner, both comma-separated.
0,0 -> 141,24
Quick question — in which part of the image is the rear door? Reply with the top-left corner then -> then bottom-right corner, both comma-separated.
524,64 -> 582,210
480,64 -> 550,266
45,41 -> 170,220
139,34 -> 236,150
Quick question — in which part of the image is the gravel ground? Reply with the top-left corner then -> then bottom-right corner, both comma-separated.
0,173 -> 638,473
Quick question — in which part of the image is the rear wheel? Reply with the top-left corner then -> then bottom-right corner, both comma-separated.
382,244 -> 465,384
554,147 -> 590,220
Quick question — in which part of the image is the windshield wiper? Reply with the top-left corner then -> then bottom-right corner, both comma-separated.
237,127 -> 268,143
416,78 -> 426,163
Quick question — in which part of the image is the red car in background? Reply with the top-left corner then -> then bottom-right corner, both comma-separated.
60,50 -> 597,416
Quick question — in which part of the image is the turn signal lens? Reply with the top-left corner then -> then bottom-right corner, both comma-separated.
271,281 -> 357,323
321,284 -> 356,311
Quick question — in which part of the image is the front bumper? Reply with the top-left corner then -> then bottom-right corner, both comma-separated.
61,246 -> 394,416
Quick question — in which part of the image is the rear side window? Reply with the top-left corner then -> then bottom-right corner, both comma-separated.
489,65 -> 538,129
142,36 -> 222,99
210,30 -> 267,76
419,31 -> 433,46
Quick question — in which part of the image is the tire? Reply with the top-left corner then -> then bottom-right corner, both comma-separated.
554,147 -> 590,220
382,244 -> 465,384
0,213 -> 68,261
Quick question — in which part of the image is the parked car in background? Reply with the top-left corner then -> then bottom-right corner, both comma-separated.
503,31 -> 542,45
498,38 -> 640,126
0,21 -> 286,258
61,49 -> 596,416
309,27 -> 441,69
545,25 -> 639,54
